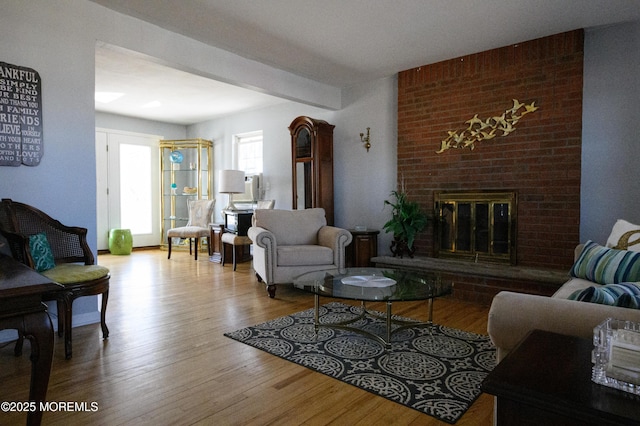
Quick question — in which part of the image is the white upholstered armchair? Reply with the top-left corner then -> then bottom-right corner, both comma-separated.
248,208 -> 352,298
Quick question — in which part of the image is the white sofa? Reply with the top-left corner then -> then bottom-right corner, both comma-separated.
248,208 -> 352,298
488,220 -> 640,362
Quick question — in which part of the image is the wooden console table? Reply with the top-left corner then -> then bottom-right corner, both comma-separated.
482,329 -> 640,425
0,254 -> 63,425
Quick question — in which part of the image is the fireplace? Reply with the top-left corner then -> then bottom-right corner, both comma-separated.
434,191 -> 517,265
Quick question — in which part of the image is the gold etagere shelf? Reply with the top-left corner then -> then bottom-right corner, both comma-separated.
160,139 -> 213,250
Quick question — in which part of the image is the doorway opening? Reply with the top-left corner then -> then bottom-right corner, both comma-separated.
96,129 -> 160,250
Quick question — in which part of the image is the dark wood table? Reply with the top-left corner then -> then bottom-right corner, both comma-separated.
222,210 -> 253,264
482,329 -> 640,425
0,254 -> 62,425
346,229 -> 379,267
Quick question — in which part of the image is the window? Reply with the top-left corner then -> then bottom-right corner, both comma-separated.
234,131 -> 263,175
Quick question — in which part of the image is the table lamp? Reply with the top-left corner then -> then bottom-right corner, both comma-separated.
218,169 -> 245,210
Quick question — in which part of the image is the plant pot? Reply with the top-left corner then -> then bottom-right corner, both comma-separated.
390,236 -> 415,259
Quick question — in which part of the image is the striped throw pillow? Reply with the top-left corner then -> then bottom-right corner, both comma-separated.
570,240 -> 640,284
568,282 -> 640,309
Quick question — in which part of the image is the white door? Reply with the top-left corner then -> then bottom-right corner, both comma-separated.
96,129 -> 161,250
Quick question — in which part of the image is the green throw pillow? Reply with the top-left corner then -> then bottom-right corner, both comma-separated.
570,240 -> 640,284
29,232 -> 56,272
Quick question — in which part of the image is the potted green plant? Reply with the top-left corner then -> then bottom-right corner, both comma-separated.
383,189 -> 428,258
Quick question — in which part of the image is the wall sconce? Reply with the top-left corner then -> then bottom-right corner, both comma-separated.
360,127 -> 371,152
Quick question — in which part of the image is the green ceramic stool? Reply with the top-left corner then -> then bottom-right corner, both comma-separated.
109,229 -> 133,255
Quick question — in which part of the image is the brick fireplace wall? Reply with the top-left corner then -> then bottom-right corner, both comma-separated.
397,30 -> 583,271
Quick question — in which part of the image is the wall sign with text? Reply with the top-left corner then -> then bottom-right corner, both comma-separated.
0,61 -> 43,166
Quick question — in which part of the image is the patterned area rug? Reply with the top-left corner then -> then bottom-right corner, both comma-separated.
224,302 -> 495,424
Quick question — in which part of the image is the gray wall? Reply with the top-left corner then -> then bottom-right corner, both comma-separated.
582,22 -> 640,244
0,1 -> 102,329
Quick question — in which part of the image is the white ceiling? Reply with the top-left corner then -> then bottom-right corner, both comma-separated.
95,45 -> 287,125
92,0 -> 640,125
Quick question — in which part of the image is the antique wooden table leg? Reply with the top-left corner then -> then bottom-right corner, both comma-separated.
23,309 -> 55,426
0,306 -> 54,426
0,255 -> 62,426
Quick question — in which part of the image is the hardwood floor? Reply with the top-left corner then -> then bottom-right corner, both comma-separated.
0,250 -> 494,425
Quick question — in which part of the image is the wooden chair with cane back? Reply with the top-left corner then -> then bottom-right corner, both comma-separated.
0,198 -> 109,359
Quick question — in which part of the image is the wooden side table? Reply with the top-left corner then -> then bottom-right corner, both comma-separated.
482,329 -> 640,425
346,229 -> 379,267
209,223 -> 224,263
221,210 -> 253,266
209,222 -> 252,266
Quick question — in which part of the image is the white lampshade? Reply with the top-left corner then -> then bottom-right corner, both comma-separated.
218,170 -> 245,194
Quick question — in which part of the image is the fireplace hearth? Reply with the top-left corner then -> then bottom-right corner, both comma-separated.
434,191 -> 517,265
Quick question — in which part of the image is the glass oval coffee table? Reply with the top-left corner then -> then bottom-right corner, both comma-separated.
293,267 -> 452,348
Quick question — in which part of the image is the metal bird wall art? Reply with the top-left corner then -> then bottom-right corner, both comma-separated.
436,99 -> 539,154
